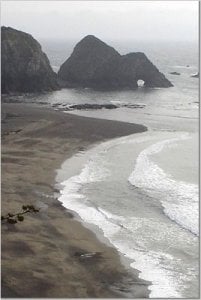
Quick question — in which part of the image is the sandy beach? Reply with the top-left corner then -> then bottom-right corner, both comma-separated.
1,102 -> 149,298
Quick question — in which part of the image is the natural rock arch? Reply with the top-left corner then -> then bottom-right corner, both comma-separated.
58,35 -> 173,90
137,79 -> 145,87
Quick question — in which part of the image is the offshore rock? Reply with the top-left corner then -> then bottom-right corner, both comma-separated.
1,26 -> 59,93
52,103 -> 146,111
169,71 -> 180,75
191,72 -> 199,78
58,35 -> 121,88
58,35 -> 173,90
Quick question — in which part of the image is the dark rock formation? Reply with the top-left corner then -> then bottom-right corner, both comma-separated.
52,102 -> 146,111
169,72 -> 180,75
58,35 -> 120,88
65,103 -> 117,110
69,103 -> 117,110
58,35 -> 173,90
1,26 -> 59,93
191,72 -> 199,78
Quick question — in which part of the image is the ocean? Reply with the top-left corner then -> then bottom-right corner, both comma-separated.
5,39 -> 199,298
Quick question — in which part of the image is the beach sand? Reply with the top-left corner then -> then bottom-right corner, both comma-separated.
1,102 -> 149,298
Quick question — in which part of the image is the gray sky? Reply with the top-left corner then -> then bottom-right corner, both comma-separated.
1,1 -> 198,42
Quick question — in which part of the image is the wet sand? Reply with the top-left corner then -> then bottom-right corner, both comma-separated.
1,102 -> 150,298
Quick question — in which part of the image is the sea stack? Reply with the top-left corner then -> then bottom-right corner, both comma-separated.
1,26 -> 59,93
58,35 -> 173,90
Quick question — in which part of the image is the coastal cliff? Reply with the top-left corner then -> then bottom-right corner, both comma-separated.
58,35 -> 173,89
1,26 -> 59,93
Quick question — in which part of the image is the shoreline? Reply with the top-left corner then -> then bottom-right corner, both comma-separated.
2,102 -> 150,298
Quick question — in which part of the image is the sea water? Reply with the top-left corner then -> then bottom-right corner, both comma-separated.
56,130 -> 198,298
5,40 -> 199,298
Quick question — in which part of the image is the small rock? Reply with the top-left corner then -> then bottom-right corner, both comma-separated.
191,73 -> 199,78
169,72 -> 180,75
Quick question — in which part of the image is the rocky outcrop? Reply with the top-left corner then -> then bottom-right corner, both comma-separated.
191,73 -> 199,78
1,26 -> 59,93
52,103 -> 117,110
52,102 -> 145,111
58,35 -> 173,89
58,35 -> 120,88
169,72 -> 180,75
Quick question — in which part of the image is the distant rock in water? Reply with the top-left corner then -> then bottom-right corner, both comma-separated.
1,26 -> 59,93
58,35 -> 173,90
191,73 -> 199,78
169,71 -> 180,75
52,102 -> 146,111
58,35 -> 120,88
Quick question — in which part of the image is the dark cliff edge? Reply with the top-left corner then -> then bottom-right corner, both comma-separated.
58,35 -> 173,90
1,26 -> 59,94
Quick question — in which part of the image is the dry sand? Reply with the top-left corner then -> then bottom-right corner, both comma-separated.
1,102 -> 150,298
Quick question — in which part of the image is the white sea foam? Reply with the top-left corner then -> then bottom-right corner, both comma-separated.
57,132 -> 198,298
59,173 -> 186,298
129,134 -> 199,236
59,170 -> 183,298
97,207 -> 125,222
130,250 -> 181,298
59,181 -> 121,237
59,151 -> 121,237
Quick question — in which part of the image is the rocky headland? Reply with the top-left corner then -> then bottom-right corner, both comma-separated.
1,27 -> 59,93
58,35 -> 173,90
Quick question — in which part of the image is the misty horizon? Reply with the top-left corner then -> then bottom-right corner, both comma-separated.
1,1 -> 198,43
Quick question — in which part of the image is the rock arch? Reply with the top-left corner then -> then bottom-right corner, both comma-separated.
58,35 -> 173,90
137,79 -> 145,87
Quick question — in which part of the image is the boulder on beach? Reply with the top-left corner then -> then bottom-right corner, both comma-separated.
58,35 -> 173,90
1,26 -> 59,93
